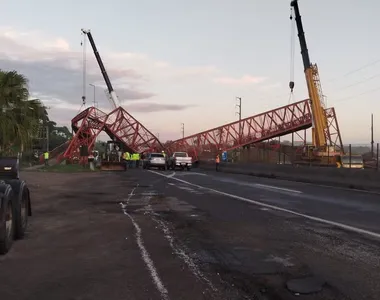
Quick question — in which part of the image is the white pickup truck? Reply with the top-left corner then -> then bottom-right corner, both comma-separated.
168,152 -> 192,171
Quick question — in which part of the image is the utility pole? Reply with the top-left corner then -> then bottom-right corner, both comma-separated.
46,125 -> 50,152
371,113 -> 374,157
236,97 -> 242,138
181,123 -> 185,139
89,83 -> 97,107
44,106 -> 51,152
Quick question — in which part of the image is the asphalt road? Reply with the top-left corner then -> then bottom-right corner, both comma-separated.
1,169 -> 379,300
139,168 -> 380,299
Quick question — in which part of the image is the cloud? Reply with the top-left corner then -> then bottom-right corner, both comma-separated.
213,75 -> 267,85
44,100 -> 193,128
258,82 -> 282,91
0,28 -> 154,103
0,26 -> 210,125
123,102 -> 196,113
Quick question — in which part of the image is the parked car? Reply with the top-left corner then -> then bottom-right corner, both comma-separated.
143,153 -> 167,170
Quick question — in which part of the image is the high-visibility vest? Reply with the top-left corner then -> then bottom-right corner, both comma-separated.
44,152 -> 49,159
215,156 -> 220,163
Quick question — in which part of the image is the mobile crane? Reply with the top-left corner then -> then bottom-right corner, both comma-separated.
81,29 -> 127,171
290,0 -> 345,167
81,29 -> 118,109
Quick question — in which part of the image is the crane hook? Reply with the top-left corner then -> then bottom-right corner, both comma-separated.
289,81 -> 295,92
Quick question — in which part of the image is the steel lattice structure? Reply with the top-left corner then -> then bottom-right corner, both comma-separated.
62,107 -> 109,162
165,99 -> 313,160
104,107 -> 163,153
59,106 -> 162,162
44,99 -> 343,164
324,107 -> 344,153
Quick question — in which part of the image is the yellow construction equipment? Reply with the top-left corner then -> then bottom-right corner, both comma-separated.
290,0 -> 348,167
100,141 -> 126,171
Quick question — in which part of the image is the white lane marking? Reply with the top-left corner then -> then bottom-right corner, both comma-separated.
171,184 -> 204,195
120,187 -> 170,300
145,204 -> 217,293
202,170 -> 380,195
253,183 -> 302,194
148,170 -> 380,240
176,172 -> 207,176
212,177 -> 302,195
294,180 -> 380,195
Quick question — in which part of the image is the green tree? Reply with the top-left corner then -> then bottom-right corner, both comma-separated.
0,69 -> 47,154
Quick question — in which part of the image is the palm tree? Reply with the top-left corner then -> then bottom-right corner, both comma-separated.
0,69 -> 47,154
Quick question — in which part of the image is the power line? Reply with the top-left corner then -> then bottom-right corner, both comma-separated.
334,86 -> 380,103
327,72 -> 380,96
324,58 -> 380,85
338,73 -> 380,90
343,59 -> 380,77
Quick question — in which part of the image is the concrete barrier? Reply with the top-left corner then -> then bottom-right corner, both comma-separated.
199,161 -> 380,192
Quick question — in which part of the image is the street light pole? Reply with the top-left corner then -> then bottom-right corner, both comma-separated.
371,113 -> 374,157
89,83 -> 97,108
236,97 -> 242,139
181,123 -> 185,139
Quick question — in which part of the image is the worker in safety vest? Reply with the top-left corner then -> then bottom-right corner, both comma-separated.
131,153 -> 137,168
44,151 -> 49,166
136,153 -> 141,168
215,154 -> 220,171
123,151 -> 130,169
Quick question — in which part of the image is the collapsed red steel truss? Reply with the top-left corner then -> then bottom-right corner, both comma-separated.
48,99 -> 343,163
62,107 -> 108,161
165,99 -> 344,160
104,106 -> 162,153
166,99 -> 313,160
61,106 -> 162,162
324,107 -> 344,153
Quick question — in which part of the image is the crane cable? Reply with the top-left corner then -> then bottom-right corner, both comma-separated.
81,31 -> 87,108
288,7 -> 296,104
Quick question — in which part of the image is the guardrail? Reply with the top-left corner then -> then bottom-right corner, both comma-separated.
199,161 -> 380,192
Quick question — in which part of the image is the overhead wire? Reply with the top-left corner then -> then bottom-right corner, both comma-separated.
333,86 -> 380,103
288,7 -> 295,104
81,31 -> 87,108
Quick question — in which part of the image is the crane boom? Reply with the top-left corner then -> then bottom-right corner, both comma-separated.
81,29 -> 118,109
290,0 -> 328,148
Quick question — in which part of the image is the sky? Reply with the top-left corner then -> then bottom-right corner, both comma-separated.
0,0 -> 379,145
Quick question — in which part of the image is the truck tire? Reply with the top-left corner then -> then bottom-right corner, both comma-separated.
0,184 -> 15,255
5,180 -> 31,239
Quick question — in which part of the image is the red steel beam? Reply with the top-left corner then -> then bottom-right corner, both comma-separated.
62,107 -> 108,162
165,99 -> 313,160
104,106 -> 162,154
62,106 -> 162,163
